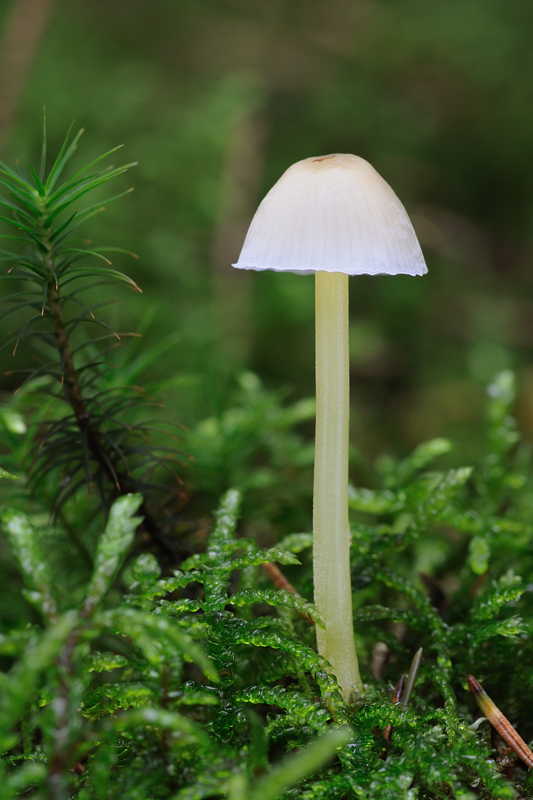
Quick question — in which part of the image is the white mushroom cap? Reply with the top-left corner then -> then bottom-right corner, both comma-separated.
233,154 -> 427,276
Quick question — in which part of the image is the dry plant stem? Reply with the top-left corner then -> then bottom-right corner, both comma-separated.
468,675 -> 533,768
314,271 -> 362,700
0,0 -> 57,152
382,649 -> 422,750
262,561 -> 315,624
262,561 -> 299,593
402,647 -> 423,707
383,674 -> 405,744
211,110 -> 266,370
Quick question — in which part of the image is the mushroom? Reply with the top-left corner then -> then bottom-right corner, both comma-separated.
233,153 -> 427,701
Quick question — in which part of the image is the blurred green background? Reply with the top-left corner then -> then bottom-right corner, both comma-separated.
2,0 -> 533,467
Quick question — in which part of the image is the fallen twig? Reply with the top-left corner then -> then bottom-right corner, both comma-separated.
382,647 -> 423,750
468,674 -> 533,768
262,561 -> 315,624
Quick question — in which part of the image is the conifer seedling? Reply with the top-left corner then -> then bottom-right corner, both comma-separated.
233,153 -> 427,700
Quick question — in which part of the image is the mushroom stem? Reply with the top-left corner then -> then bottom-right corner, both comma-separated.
314,270 -> 363,701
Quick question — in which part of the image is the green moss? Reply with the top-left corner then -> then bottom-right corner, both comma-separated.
1,132 -> 533,799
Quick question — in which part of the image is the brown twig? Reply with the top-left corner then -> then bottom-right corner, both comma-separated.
261,561 -> 298,593
468,675 -> 533,768
261,561 -> 315,624
0,0 -> 57,153
211,107 -> 267,371
383,673 -> 405,743
382,647 -> 423,751
401,647 -> 423,708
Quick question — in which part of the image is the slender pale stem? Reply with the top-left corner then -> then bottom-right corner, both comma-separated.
314,271 -> 362,701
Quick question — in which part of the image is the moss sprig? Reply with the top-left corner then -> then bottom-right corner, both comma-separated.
0,123 -> 184,558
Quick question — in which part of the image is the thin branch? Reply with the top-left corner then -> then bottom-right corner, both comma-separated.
468,675 -> 533,768
261,561 -> 314,624
0,0 -> 57,153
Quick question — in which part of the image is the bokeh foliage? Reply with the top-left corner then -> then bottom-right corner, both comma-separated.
2,0 -> 533,461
